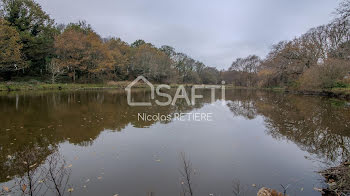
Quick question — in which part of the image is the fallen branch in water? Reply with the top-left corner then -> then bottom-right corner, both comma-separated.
179,152 -> 195,196
318,161 -> 350,196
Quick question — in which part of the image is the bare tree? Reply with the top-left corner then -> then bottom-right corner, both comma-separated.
336,0 -> 350,21
229,55 -> 261,87
48,58 -> 64,84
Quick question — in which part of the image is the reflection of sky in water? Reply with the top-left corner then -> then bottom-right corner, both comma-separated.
58,101 -> 320,196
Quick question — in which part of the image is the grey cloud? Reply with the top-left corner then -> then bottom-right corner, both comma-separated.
37,0 -> 341,69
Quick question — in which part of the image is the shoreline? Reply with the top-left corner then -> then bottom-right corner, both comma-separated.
285,89 -> 350,101
225,85 -> 350,101
1,82 -> 350,101
318,162 -> 350,195
0,82 -> 147,92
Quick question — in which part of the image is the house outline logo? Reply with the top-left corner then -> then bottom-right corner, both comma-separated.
125,76 -> 154,106
126,75 -> 226,107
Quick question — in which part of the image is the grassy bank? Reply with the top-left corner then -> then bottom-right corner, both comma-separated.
0,81 -> 149,91
225,84 -> 286,92
0,81 -> 193,92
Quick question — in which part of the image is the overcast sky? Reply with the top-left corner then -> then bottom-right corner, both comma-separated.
37,0 -> 341,69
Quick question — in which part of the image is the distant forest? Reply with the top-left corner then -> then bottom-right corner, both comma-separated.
0,0 -> 350,90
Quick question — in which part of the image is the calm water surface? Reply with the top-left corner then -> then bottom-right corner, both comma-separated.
0,89 -> 349,196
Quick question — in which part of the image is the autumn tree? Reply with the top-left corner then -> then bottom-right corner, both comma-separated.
54,23 -> 112,83
171,53 -> 201,83
129,41 -> 177,83
256,2 -> 350,89
229,55 -> 260,86
0,1 -> 220,84
83,32 -> 113,82
54,28 -> 85,82
105,37 -> 131,80
160,45 -> 176,57
0,18 -> 24,78
199,67 -> 220,84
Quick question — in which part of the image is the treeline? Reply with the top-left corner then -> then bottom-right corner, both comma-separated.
0,0 -> 220,84
223,0 -> 350,90
1,0 -> 350,89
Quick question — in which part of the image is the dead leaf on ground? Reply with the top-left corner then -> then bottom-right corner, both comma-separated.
22,184 -> 27,192
2,186 -> 9,192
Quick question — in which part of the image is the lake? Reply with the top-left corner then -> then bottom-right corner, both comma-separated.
0,89 -> 349,196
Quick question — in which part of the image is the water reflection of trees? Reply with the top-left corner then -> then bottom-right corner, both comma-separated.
0,90 -> 215,182
1,89 -> 350,184
225,90 -> 260,120
226,89 -> 350,162
258,95 -> 350,163
1,147 -> 71,195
